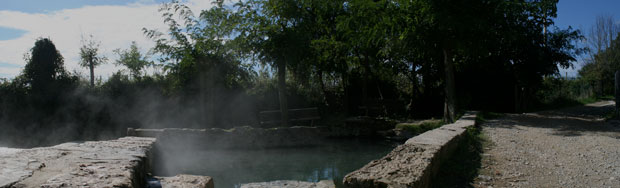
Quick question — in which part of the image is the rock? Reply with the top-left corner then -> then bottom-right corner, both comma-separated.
0,148 -> 30,188
343,144 -> 436,187
240,180 -> 335,188
156,174 -> 214,188
0,137 -> 156,188
478,175 -> 493,181
344,112 -> 477,188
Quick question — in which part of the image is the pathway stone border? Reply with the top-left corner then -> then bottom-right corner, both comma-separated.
343,112 -> 477,188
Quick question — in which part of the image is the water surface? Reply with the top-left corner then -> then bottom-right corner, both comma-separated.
153,138 -> 398,187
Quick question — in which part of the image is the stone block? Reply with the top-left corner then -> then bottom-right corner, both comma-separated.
0,137 -> 156,188
156,174 -> 214,188
343,112 -> 477,188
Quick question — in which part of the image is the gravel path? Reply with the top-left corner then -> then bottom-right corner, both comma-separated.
475,101 -> 620,188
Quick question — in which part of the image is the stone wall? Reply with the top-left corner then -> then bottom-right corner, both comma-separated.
127,116 -> 398,150
128,126 -> 331,150
343,112 -> 477,188
154,174 -> 214,188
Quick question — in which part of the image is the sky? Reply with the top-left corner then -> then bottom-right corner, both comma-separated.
0,0 -> 619,79
0,0 -> 214,78
555,0 -> 620,77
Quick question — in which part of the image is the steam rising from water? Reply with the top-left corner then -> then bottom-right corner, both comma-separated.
0,81 -> 266,148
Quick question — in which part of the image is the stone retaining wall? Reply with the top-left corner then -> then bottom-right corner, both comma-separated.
154,174 -> 214,188
128,126 -> 331,149
343,112 -> 477,188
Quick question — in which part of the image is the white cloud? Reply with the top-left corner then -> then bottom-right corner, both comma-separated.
0,0 -> 215,79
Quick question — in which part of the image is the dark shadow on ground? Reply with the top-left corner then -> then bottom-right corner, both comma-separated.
534,101 -> 614,119
432,126 -> 483,188
483,101 -> 620,138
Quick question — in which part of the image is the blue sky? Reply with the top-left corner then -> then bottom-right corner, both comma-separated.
555,0 -> 620,77
0,26 -> 25,41
555,0 -> 620,30
0,0 -> 619,78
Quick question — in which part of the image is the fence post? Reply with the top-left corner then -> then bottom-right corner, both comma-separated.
615,71 -> 620,117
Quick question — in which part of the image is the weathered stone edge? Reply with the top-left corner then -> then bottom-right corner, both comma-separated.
343,112 -> 477,188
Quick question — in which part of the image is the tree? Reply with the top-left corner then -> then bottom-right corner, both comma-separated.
588,14 -> 619,56
226,0 -> 317,126
79,35 -> 107,87
144,1 -> 251,127
404,0 -> 501,122
23,38 -> 70,93
21,37 -> 75,113
580,33 -> 620,95
114,41 -> 153,79
391,0 -> 583,116
582,14 -> 620,95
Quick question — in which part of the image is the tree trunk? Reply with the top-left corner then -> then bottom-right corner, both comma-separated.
278,60 -> 288,127
615,71 -> 619,117
207,61 -> 216,127
89,60 -> 95,87
514,84 -> 520,113
342,71 -> 349,116
407,67 -> 418,117
362,58 -> 370,116
198,58 -> 208,127
318,69 -> 328,106
443,48 -> 456,123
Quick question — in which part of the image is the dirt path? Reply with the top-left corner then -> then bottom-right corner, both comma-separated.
475,101 -> 620,188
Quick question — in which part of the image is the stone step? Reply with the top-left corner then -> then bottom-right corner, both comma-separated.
0,137 -> 156,188
150,174 -> 214,188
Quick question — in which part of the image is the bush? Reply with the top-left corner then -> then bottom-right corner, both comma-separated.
395,119 -> 444,135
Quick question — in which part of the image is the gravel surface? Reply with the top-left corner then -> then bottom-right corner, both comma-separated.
475,101 -> 620,188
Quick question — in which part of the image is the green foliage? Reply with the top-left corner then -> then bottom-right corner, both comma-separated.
530,76 -> 602,111
0,38 -> 82,146
79,35 -> 108,87
113,41 -> 153,79
79,35 -> 107,69
395,119 -> 444,135
579,34 -> 620,96
23,38 -> 74,93
143,0 -> 252,93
